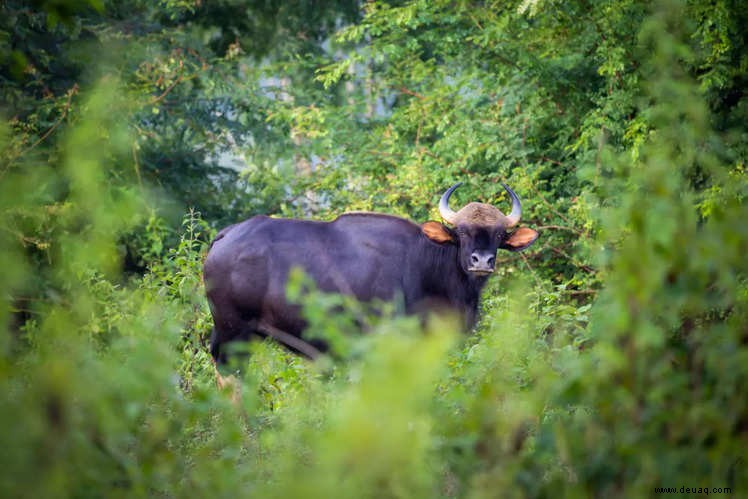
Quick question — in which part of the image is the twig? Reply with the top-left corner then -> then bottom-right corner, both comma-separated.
540,155 -> 563,166
550,246 -> 596,274
131,142 -> 149,206
150,74 -> 183,105
536,224 -> 586,236
399,87 -> 425,99
467,12 -> 483,30
528,183 -> 582,233
519,252 -> 545,289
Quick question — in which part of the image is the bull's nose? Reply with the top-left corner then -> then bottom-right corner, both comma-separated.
469,252 -> 495,272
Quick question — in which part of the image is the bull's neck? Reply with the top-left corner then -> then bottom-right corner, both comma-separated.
424,243 -> 487,305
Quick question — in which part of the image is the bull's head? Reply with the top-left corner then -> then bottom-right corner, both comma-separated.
422,182 -> 539,276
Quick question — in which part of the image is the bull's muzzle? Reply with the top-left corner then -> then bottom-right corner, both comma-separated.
468,252 -> 495,275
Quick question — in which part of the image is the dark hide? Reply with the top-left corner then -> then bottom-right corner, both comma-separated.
204,212 -> 536,363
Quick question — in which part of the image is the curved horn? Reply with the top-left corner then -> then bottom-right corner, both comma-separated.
438,182 -> 462,225
501,182 -> 522,227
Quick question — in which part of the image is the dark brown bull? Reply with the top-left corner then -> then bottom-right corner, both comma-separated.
203,183 -> 538,363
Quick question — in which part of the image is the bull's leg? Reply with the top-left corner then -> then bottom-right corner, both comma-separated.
210,318 -> 265,378
209,326 -> 227,365
213,360 -> 241,404
210,323 -> 254,404
210,317 -> 255,361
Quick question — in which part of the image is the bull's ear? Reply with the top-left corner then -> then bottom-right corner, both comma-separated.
422,221 -> 455,244
501,227 -> 538,252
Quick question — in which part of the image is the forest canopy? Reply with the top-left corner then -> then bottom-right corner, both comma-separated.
1,0 -> 746,497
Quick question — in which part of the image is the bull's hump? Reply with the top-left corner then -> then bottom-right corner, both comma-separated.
335,212 -> 419,228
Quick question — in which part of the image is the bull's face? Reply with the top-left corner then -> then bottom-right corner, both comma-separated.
421,183 -> 539,278
455,220 -> 504,276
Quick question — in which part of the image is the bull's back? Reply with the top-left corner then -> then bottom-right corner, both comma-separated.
258,214 -> 419,301
204,214 -> 420,309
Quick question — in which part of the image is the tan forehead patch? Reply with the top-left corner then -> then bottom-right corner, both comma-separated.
454,203 -> 505,226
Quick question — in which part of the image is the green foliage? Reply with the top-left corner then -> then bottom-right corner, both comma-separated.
1,0 -> 360,237
1,0 -> 747,497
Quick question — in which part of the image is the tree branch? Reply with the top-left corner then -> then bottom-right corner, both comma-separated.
3,83 -> 79,176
